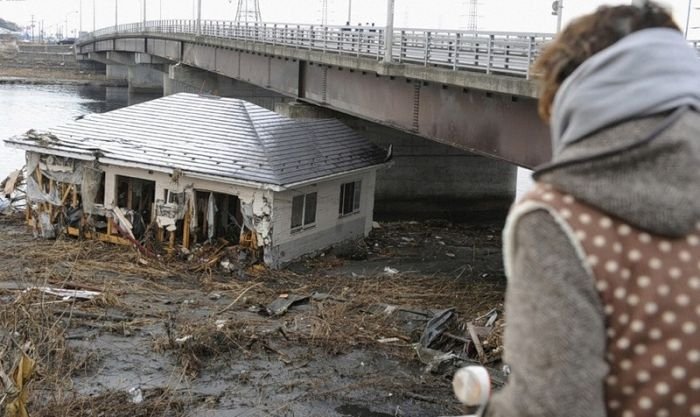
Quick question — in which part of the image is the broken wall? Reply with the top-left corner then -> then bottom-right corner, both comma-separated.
101,163 -> 274,249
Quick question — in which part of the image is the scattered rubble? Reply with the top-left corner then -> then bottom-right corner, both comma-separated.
0,215 -> 506,416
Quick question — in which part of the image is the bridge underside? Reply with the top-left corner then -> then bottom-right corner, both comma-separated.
78,35 -> 551,168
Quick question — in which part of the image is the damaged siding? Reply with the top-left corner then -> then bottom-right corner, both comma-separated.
269,170 -> 377,267
100,164 -> 274,252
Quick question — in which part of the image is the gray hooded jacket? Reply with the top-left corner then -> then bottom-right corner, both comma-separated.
486,28 -> 700,417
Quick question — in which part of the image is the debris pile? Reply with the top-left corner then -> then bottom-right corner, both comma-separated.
0,216 -> 506,415
158,269 -> 506,379
0,168 -> 25,215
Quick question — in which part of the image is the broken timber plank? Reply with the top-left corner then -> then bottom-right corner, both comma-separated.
3,169 -> 21,196
467,322 -> 487,364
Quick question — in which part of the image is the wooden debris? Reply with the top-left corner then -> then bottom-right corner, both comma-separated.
467,322 -> 486,364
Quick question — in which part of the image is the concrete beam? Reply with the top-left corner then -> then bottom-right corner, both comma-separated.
165,63 -> 289,111
135,53 -> 171,65
87,51 -> 111,65
106,51 -> 137,66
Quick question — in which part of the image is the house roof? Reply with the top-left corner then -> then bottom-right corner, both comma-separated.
5,93 -> 388,187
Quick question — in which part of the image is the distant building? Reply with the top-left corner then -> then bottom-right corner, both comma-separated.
5,93 -> 389,267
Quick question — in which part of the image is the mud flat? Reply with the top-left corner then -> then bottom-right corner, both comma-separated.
0,214 -> 507,417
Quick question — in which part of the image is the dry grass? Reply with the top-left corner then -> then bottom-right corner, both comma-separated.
0,214 -> 508,414
158,271 -> 506,375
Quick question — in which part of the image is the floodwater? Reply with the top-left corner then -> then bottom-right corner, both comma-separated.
0,84 -> 158,176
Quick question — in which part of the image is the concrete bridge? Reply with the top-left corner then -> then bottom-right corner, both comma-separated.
77,20 -> 553,166
76,20 -> 555,220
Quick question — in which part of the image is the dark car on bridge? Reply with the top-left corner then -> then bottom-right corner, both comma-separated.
57,38 -> 76,45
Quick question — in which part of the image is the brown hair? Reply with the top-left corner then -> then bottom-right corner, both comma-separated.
533,2 -> 680,122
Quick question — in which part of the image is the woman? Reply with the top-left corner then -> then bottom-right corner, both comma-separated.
486,3 -> 700,417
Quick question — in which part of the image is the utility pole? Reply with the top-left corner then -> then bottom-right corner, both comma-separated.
321,0 -> 328,26
383,0 -> 395,63
115,0 -> 119,28
197,0 -> 202,35
347,0 -> 352,24
555,0 -> 564,32
685,0 -> 693,38
143,0 -> 147,30
79,0 -> 83,33
93,0 -> 96,31
30,15 -> 35,42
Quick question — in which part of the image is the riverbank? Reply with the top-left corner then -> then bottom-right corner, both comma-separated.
0,67 -> 126,87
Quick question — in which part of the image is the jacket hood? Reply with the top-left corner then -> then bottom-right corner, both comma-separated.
535,110 -> 700,238
550,28 -> 700,155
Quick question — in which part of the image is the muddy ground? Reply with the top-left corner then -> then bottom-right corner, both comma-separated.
0,214 -> 507,417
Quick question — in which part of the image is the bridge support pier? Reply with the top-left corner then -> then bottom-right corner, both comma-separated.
164,64 -> 289,110
276,102 -> 517,222
127,64 -> 164,94
106,64 -> 128,81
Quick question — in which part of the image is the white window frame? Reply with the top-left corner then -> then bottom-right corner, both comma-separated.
339,180 -> 362,217
291,192 -> 317,233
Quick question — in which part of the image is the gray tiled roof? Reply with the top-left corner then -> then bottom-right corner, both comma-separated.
5,93 -> 387,186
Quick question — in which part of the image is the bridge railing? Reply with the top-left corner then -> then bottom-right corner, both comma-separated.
82,20 -> 555,79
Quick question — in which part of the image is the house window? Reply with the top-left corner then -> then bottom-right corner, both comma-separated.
291,192 -> 317,231
339,180 -> 361,216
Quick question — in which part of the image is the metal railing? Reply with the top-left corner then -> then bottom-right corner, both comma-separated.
83,20 -> 555,79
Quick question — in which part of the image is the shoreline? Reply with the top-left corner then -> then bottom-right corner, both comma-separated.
0,76 -> 127,87
0,67 -> 127,87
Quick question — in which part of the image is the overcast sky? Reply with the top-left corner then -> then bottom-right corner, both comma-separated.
0,0 -> 695,38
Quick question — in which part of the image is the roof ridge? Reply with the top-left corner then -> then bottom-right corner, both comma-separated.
241,101 -> 281,183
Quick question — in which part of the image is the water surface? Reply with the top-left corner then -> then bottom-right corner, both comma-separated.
0,85 -> 147,176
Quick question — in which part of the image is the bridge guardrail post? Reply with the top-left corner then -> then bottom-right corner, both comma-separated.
399,30 -> 406,63
453,32 -> 461,70
357,29 -> 362,57
486,34 -> 494,74
323,26 -> 328,53
526,35 -> 534,79
423,31 -> 430,66
505,40 -> 510,71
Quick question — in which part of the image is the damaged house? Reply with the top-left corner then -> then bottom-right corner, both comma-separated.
4,93 -> 389,268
